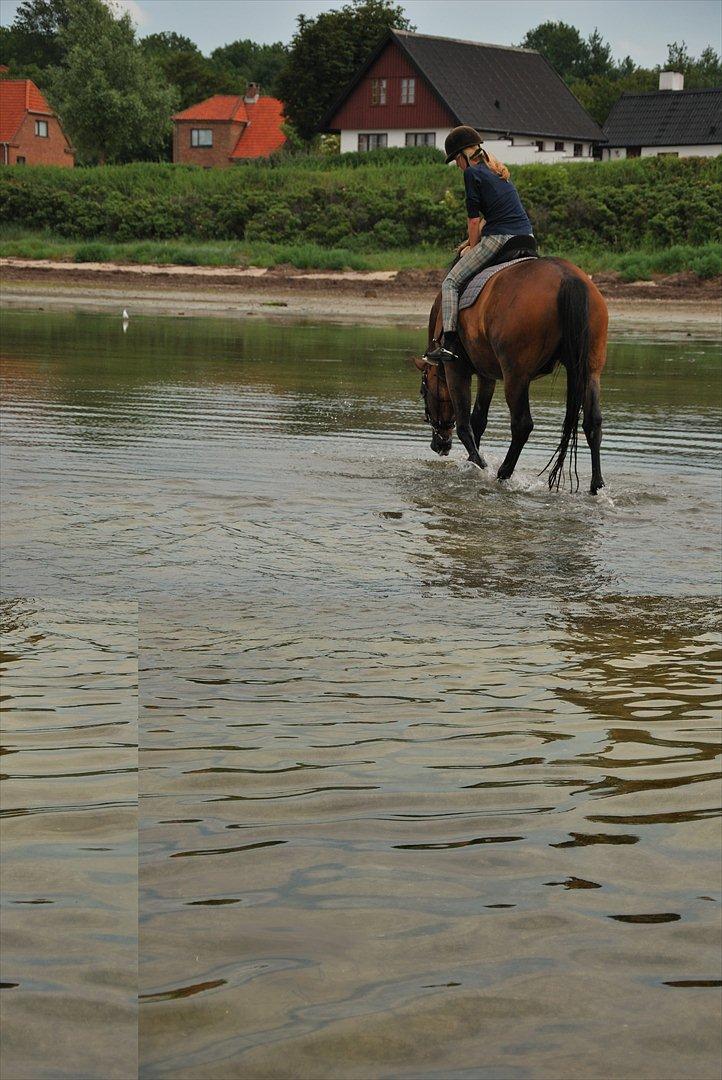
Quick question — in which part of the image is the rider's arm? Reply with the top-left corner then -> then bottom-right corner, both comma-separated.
467,217 -> 482,248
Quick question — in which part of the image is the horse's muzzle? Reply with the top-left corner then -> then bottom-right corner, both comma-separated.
431,432 -> 453,456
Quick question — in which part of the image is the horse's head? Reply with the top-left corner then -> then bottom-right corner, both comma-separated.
414,357 -> 455,456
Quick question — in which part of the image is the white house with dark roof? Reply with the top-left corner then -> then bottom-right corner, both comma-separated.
322,29 -> 603,163
602,73 -> 721,159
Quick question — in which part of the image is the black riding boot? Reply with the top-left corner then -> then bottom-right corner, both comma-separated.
424,331 -> 459,365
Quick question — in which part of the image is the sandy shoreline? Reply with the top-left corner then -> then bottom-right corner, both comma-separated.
1,258 -> 720,336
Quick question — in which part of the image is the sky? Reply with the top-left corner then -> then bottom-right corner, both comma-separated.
1,0 -> 720,67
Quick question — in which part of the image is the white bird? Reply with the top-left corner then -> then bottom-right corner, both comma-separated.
122,308 -> 129,320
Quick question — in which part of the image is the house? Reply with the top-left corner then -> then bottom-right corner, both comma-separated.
172,84 -> 286,167
0,77 -> 74,166
602,73 -> 721,160
323,29 -> 603,163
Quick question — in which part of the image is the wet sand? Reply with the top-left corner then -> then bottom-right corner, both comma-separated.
1,258 -> 721,336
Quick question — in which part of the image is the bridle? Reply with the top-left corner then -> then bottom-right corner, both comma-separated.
420,365 -> 454,438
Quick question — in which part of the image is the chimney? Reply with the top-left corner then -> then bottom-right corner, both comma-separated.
659,71 -> 684,91
244,82 -> 260,104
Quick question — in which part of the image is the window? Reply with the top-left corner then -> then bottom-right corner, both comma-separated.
400,77 -> 415,105
627,146 -> 641,158
191,128 -> 213,147
16,156 -> 26,165
35,119 -> 48,138
535,140 -> 545,152
405,132 -> 435,147
573,143 -> 583,157
658,151 -> 679,157
554,141 -> 565,152
370,79 -> 386,106
358,133 -> 388,151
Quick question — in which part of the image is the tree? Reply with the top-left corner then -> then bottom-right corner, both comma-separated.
277,0 -> 414,141
50,0 -> 178,163
583,28 -> 615,79
519,21 -> 590,82
210,38 -> 288,96
0,0 -> 70,72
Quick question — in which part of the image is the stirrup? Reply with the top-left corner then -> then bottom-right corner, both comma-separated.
423,342 -> 457,365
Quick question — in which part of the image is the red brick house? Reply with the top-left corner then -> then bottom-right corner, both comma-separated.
172,84 -> 286,167
323,29 -> 602,164
0,77 -> 74,166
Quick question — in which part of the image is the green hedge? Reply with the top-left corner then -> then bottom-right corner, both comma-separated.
1,154 -> 719,252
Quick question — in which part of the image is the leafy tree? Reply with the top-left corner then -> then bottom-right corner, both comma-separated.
277,0 -> 414,141
0,0 -> 70,72
583,28 -> 615,79
569,70 -> 658,127
141,31 -> 200,55
141,30 -> 237,109
665,40 -> 722,87
50,0 -> 178,163
210,38 -> 288,96
519,20 -> 591,81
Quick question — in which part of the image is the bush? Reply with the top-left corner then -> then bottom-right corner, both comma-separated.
0,155 -> 719,257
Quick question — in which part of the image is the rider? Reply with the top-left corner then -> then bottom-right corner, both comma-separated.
424,126 -> 535,364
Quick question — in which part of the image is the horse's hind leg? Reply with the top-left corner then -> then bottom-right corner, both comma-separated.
583,375 -> 604,494
471,375 -> 495,453
497,377 -> 533,481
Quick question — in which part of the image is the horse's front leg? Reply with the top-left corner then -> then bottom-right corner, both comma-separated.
443,362 -> 485,468
471,375 -> 495,454
497,377 -> 533,481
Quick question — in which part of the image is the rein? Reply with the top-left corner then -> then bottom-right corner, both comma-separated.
421,366 -> 454,436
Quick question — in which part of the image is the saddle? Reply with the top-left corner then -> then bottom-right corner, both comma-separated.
458,235 -> 539,310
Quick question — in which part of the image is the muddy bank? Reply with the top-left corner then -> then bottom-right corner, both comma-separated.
1,258 -> 720,336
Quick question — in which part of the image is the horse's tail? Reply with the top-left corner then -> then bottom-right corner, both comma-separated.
545,273 -> 590,491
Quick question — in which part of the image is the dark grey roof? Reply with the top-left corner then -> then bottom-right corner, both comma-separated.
602,88 -> 722,147
322,30 -> 603,140
393,31 -> 603,140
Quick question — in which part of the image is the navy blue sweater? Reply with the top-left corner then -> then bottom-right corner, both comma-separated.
464,162 -> 533,237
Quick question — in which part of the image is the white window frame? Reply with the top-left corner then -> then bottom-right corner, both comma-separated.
191,128 -> 213,148
358,133 -> 388,152
370,79 -> 387,106
573,142 -> 583,158
405,132 -> 435,147
401,78 -> 416,105
35,119 -> 48,138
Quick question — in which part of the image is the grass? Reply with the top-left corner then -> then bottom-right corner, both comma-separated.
0,227 -> 720,280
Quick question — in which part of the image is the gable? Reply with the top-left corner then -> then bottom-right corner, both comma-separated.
326,40 -> 455,131
0,79 -> 54,141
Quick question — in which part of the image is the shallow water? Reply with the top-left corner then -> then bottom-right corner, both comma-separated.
1,311 -> 721,1079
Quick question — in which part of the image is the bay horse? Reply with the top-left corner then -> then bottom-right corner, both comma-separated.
415,257 -> 608,494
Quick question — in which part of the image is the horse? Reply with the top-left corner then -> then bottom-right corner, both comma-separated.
415,256 -> 609,494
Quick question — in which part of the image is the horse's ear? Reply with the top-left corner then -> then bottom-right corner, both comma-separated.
412,356 -> 427,371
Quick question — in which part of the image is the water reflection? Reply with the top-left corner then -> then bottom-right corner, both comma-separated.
1,312 -> 721,1080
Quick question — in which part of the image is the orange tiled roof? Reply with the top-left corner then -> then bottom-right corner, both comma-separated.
0,79 -> 54,141
230,97 -> 286,159
172,95 -> 248,123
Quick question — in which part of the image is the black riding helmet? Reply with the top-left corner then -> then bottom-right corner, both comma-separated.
444,125 -> 483,163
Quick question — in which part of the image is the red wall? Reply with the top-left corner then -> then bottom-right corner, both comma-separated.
9,113 -> 73,166
173,120 -> 244,168
328,41 -> 455,130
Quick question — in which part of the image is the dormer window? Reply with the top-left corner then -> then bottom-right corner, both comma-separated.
371,79 -> 386,106
35,119 -> 48,137
400,78 -> 415,105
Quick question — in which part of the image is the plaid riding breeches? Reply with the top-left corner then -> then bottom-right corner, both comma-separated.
441,233 -> 515,333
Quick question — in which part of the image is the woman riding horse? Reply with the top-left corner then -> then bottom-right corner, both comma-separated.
418,128 -> 608,495
424,126 -> 535,365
